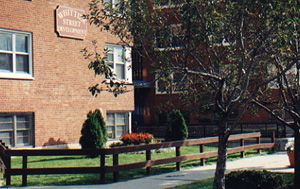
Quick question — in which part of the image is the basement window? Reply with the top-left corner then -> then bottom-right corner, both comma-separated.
0,113 -> 34,147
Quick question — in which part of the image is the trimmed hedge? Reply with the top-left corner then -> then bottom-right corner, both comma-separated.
225,170 -> 285,189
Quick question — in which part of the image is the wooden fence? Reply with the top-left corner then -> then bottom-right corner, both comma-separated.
136,122 -> 287,138
0,132 -> 275,187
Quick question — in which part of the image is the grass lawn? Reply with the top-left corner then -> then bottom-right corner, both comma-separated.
175,174 -> 294,189
5,145 -> 270,186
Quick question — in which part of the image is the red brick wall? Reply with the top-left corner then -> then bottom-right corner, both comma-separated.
0,0 -> 134,147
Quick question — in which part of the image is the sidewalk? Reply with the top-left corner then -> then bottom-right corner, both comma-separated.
8,152 -> 293,189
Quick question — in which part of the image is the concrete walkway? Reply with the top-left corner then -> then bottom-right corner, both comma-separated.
8,152 -> 293,189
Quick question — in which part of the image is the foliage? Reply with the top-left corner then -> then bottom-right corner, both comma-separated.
84,0 -> 300,188
120,133 -> 154,145
79,109 -> 107,152
165,110 -> 188,141
176,173 -> 294,189
225,170 -> 284,189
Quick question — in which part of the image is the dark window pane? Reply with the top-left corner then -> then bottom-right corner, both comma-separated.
0,115 -> 13,123
0,33 -> 12,51
0,132 -> 13,146
17,130 -> 29,138
16,35 -> 29,53
157,80 -> 167,92
17,136 -> 29,145
16,55 -> 29,73
0,53 -> 12,72
16,115 -> 29,122
116,64 -> 125,79
17,121 -> 30,130
17,131 -> 31,145
107,53 -> 113,62
107,126 -> 114,138
159,0 -> 169,6
114,47 -> 124,63
116,126 -> 126,138
116,113 -> 126,125
0,123 -> 13,131
107,114 -> 114,126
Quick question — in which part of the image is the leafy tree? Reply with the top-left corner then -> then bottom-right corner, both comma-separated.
165,110 -> 188,141
253,55 -> 300,187
83,0 -> 299,188
79,109 -> 107,155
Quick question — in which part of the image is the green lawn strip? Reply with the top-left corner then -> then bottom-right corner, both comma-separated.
175,178 -> 214,189
7,146 -> 270,186
175,174 -> 294,189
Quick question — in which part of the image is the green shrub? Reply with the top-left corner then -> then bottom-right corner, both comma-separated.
225,170 -> 284,189
79,109 -> 107,153
165,110 -> 188,141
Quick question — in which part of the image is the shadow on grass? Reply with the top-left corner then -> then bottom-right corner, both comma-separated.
27,156 -> 88,163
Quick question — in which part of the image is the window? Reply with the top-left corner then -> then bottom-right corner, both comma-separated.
155,24 -> 184,50
0,113 -> 34,147
106,112 -> 129,139
0,29 -> 32,79
106,44 -> 132,81
156,72 -> 187,94
154,0 -> 183,8
103,0 -> 120,9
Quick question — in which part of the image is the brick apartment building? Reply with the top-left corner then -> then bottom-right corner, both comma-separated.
0,0 -> 134,148
132,0 -> 291,138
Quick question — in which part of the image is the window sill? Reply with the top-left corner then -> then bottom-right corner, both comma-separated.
154,46 -> 184,52
0,73 -> 34,80
105,79 -> 133,85
155,91 -> 183,95
11,145 -> 34,149
154,4 -> 183,10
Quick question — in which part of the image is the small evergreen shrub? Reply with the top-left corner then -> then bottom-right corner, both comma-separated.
165,110 -> 188,141
79,109 -> 107,153
225,170 -> 284,189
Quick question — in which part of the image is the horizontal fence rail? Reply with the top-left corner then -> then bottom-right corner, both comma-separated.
137,122 -> 287,138
0,132 -> 275,186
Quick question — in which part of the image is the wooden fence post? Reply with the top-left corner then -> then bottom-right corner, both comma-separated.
146,150 -> 151,175
176,147 -> 181,171
200,144 -> 206,166
271,131 -> 276,152
100,154 -> 106,183
256,137 -> 261,154
5,155 -> 11,186
113,154 -> 119,182
240,139 -> 245,158
22,156 -> 28,186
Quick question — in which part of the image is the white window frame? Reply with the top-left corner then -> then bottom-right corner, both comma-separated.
154,24 -> 184,51
106,112 -> 131,139
0,113 -> 34,148
103,0 -> 120,9
106,44 -> 132,83
0,29 -> 33,80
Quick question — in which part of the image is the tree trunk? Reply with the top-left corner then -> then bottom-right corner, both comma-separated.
294,129 -> 300,189
213,131 -> 228,189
